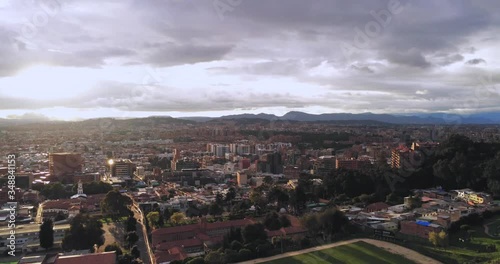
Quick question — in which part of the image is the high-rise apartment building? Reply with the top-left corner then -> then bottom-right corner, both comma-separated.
49,153 -> 83,181
110,159 -> 135,179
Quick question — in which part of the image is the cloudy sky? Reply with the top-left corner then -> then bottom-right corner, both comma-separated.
1,0 -> 500,120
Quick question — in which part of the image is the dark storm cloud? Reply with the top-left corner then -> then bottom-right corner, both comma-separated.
1,0 -> 500,115
144,44 -> 234,67
466,58 -> 487,65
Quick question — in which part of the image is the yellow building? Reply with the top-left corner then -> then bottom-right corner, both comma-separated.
236,171 -> 247,187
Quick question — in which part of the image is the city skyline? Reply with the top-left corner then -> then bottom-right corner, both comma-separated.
1,0 -> 500,120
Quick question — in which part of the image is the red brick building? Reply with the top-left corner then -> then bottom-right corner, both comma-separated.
400,221 -> 443,239
335,158 -> 371,170
152,218 -> 255,262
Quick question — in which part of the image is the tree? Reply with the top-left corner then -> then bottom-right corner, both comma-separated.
238,249 -> 252,261
126,215 -> 137,232
118,253 -> 143,264
249,188 -> 266,207
429,231 -> 439,247
301,213 -> 320,236
406,195 -> 422,209
39,218 -> 54,250
170,212 -> 186,225
242,223 -> 267,244
75,181 -> 113,195
318,208 -> 349,240
225,187 -> 237,202
438,231 -> 449,247
54,211 -> 66,221
147,211 -> 160,229
300,237 -> 311,249
385,193 -> 403,205
104,242 -> 123,256
131,245 -> 140,259
215,192 -> 224,205
125,231 -> 139,248
231,201 -> 250,215
230,240 -> 242,251
223,227 -> 243,248
268,187 -> 289,209
264,212 -> 282,230
279,214 -> 291,228
62,214 -> 105,251
263,176 -> 274,186
158,213 -> 165,227
429,231 -> 448,247
204,251 -> 225,264
101,190 -> 133,217
209,203 -> 223,216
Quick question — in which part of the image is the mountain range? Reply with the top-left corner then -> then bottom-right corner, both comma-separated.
182,111 -> 500,125
1,111 -> 499,127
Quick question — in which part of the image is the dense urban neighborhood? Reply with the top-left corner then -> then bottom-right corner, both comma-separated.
0,117 -> 499,264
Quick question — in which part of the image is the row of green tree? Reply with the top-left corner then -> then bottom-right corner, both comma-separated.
104,214 -> 143,264
287,135 -> 500,209
33,181 -> 113,200
407,134 -> 500,195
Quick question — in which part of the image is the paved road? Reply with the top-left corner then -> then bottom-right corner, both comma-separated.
240,238 -> 442,264
129,198 -> 154,264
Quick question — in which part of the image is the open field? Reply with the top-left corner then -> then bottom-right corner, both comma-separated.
264,241 -> 416,264
243,239 -> 440,264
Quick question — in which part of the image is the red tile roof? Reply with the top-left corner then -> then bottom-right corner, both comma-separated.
43,200 -> 75,210
155,249 -> 186,263
283,226 -> 308,235
364,202 -> 390,212
205,218 -> 254,230
266,229 -> 283,237
54,252 -> 116,264
156,238 -> 203,251
152,224 -> 199,236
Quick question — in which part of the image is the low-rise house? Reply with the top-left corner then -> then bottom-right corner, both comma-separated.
19,251 -> 116,264
364,202 -> 390,213
400,220 -> 443,239
152,218 -> 254,262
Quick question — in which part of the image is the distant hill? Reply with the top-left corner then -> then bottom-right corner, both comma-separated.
0,116 -> 195,129
1,111 -> 498,128
215,111 -> 500,124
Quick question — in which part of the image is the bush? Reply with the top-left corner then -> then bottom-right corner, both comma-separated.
104,242 -> 123,256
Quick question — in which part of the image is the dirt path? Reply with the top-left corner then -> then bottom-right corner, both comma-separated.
98,222 -> 125,252
240,238 -> 441,264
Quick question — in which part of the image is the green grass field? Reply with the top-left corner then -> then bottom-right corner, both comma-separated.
265,241 -> 417,264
